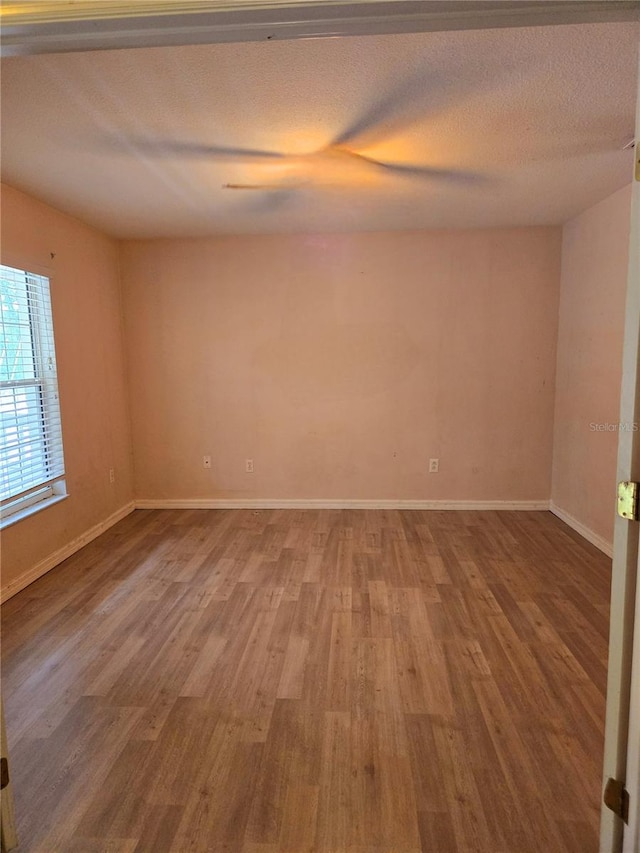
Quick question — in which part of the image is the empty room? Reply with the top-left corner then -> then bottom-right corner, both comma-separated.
1,2 -> 639,852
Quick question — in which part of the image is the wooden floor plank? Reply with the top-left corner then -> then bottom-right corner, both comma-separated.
1,508 -> 611,852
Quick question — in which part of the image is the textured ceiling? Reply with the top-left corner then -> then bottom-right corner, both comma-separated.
1,22 -> 638,237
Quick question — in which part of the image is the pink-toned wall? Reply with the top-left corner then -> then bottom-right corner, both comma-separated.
121,227 -> 561,503
552,184 -> 633,549
0,184 -> 134,596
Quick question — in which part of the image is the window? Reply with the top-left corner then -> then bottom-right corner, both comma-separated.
0,264 -> 66,526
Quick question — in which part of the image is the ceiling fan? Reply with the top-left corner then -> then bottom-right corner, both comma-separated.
112,67 -> 490,196
124,135 -> 487,195
221,144 -> 483,192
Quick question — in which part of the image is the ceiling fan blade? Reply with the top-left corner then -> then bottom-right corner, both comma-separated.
164,141 -> 285,160
224,183 -> 286,190
223,182 -> 305,191
224,187 -> 297,214
245,190 -> 297,214
345,151 -> 490,185
331,54 -> 516,151
106,135 -> 285,161
332,71 -> 432,149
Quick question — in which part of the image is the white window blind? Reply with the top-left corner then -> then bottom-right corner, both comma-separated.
0,264 -> 66,521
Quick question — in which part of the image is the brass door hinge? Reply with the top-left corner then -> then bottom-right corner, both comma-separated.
0,756 -> 8,790
617,481 -> 640,521
604,777 -> 629,823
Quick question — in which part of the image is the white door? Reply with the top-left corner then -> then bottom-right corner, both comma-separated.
0,699 -> 18,853
625,545 -> 640,852
601,47 -> 640,853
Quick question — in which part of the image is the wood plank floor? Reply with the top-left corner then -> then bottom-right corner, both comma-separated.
1,508 -> 611,853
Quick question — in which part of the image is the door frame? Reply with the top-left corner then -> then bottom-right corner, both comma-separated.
624,542 -> 640,852
1,0 -> 639,55
607,50 -> 640,853
0,699 -> 18,853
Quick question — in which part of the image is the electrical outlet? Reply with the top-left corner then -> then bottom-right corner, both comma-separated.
109,467 -> 115,484
246,459 -> 254,473
429,458 -> 439,473
203,455 -> 212,469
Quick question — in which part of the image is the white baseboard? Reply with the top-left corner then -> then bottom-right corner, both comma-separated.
0,501 -> 136,603
3,498 -> 574,604
135,498 -> 551,511
549,502 -> 613,557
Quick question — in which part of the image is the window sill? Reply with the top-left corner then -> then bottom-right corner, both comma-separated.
0,493 -> 68,531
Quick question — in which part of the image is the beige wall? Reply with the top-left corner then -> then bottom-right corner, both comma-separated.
121,227 -> 561,502
0,184 -> 134,594
552,184 -> 633,548
0,177 -> 630,592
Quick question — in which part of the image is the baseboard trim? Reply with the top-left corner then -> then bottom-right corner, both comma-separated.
135,498 -> 551,511
549,502 -> 613,557
1,499 -> 609,601
0,501 -> 136,603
